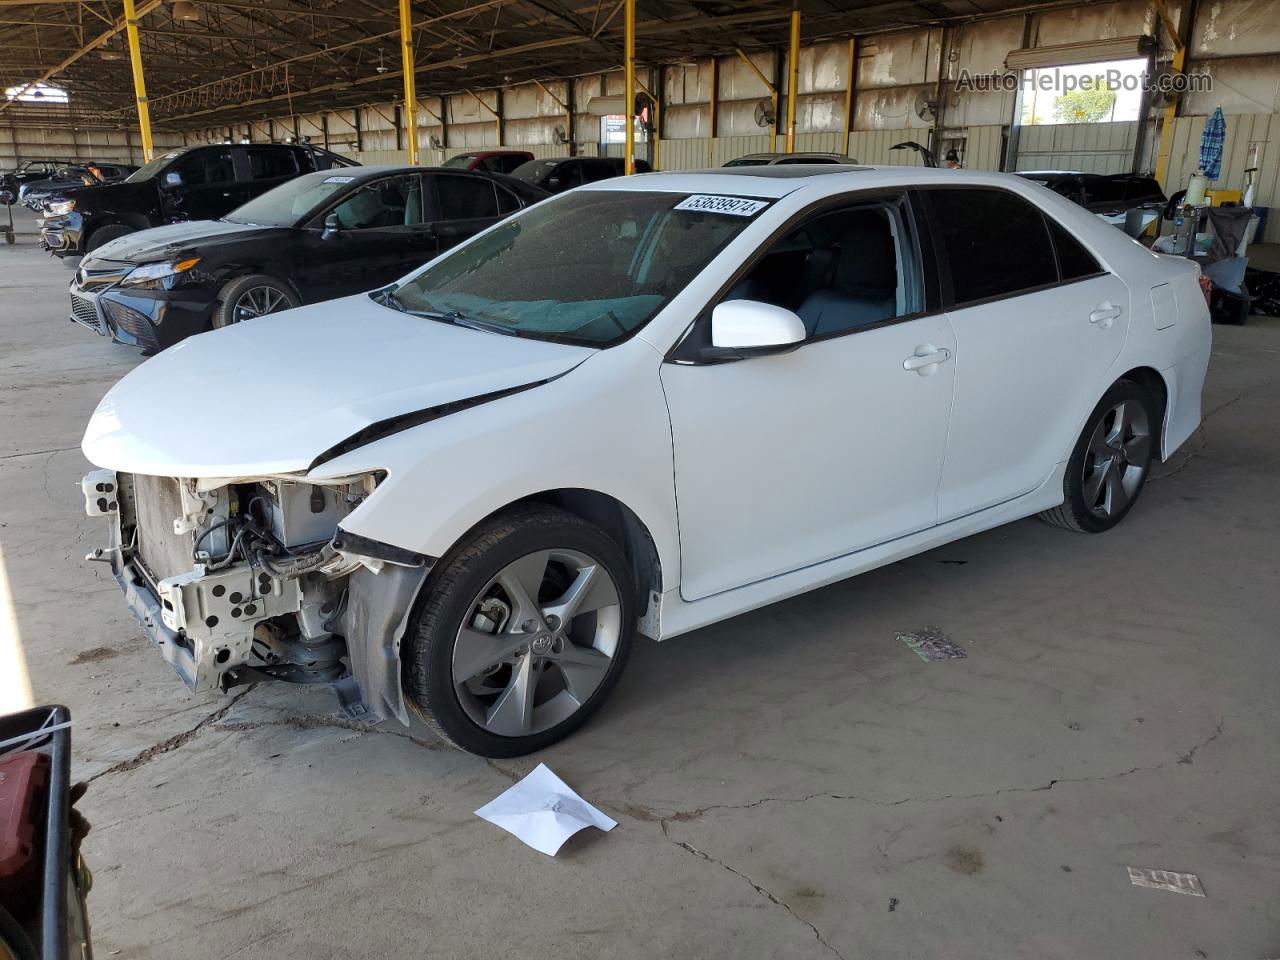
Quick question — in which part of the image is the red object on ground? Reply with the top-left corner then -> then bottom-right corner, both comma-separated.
0,751 -> 50,912
1199,273 -> 1213,305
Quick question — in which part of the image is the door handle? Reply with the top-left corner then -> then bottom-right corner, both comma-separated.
1089,302 -> 1123,326
903,346 -> 951,372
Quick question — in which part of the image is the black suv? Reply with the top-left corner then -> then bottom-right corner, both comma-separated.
39,142 -> 356,257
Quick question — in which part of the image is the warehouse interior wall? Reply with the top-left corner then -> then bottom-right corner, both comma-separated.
4,0 -> 1279,234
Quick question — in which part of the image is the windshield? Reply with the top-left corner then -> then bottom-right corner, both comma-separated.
390,189 -> 766,346
223,171 -> 356,227
442,154 -> 475,168
126,150 -> 185,182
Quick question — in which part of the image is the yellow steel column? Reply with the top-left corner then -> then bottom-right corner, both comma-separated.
624,0 -> 635,173
122,0 -> 154,162
399,0 -> 419,164
785,1 -> 800,153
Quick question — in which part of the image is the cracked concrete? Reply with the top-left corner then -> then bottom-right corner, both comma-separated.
4,209 -> 1280,959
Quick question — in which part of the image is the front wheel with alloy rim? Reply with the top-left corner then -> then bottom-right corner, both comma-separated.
211,274 -> 299,329
403,506 -> 635,757
1040,379 -> 1158,533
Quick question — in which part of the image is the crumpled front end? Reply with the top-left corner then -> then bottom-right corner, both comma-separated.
83,468 -> 431,722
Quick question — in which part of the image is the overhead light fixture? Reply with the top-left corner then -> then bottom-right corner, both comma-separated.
99,49 -> 125,61
172,0 -> 201,21
375,48 -> 389,75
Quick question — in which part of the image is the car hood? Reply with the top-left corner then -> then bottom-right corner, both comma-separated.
89,219 -> 290,263
83,294 -> 595,478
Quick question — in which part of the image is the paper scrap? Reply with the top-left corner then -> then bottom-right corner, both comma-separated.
898,627 -> 967,662
1127,867 -> 1206,897
475,763 -> 617,857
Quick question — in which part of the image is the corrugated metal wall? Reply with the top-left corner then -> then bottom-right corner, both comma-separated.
1015,121 -> 1141,173
0,124 -> 186,169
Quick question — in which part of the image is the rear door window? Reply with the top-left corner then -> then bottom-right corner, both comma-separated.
433,174 -> 500,220
245,147 -> 299,181
924,188 -> 1058,305
169,148 -> 235,186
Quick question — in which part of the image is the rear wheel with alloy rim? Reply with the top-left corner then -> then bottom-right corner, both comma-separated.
403,506 -> 634,757
1040,379 -> 1157,533
211,274 -> 299,329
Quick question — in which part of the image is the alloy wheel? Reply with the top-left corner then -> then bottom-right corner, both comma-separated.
232,285 -> 288,322
1082,399 -> 1151,518
452,548 -> 622,737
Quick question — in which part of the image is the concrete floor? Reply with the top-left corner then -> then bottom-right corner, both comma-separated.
2,205 -> 1279,959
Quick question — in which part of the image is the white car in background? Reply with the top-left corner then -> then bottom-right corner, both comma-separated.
81,166 -> 1210,758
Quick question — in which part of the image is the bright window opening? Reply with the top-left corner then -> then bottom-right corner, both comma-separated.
4,82 -> 69,104
1020,58 -> 1147,125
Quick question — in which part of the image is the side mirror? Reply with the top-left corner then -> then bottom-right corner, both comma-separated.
702,300 -> 806,361
162,171 -> 183,189
322,212 -> 342,239
0,190 -> 12,205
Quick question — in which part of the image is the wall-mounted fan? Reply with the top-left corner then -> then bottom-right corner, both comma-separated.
914,90 -> 939,123
428,134 -> 444,150
754,98 -> 777,128
553,124 -> 568,145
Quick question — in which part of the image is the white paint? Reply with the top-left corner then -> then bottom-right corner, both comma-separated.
83,167 -> 1211,645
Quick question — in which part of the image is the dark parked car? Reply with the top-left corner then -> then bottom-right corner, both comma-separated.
39,142 -> 356,257
511,155 -> 651,193
0,158 -> 72,197
19,162 -> 136,210
1018,171 -> 1167,217
442,149 -> 534,174
66,165 -> 548,352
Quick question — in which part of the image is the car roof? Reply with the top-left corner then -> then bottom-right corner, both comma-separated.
577,165 -> 1118,199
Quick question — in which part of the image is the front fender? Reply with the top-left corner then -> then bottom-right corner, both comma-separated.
308,338 -> 680,593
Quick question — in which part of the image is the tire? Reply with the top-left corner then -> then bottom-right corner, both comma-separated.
211,274 -> 299,329
84,224 -> 133,253
1039,379 -> 1158,533
403,505 -> 635,757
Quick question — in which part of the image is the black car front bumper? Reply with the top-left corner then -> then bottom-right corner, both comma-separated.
38,212 -> 83,257
68,275 -> 218,351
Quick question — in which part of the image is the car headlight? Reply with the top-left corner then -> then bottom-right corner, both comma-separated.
46,199 -> 75,216
121,257 -> 201,287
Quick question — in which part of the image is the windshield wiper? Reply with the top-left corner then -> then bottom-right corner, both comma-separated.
411,305 -> 519,337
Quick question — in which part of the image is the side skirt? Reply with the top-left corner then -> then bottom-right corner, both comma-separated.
656,462 -> 1069,641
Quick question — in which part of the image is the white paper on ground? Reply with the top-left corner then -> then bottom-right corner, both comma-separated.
475,763 -> 617,856
1127,866 -> 1206,897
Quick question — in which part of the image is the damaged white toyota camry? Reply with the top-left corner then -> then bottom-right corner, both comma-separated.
82,167 -> 1210,757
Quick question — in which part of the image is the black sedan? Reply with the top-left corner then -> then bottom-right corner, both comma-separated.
66,165 -> 548,352
510,155 -> 650,193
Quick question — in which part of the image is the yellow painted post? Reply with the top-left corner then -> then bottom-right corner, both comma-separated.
785,2 -> 800,153
122,0 -> 153,162
399,0 -> 419,164
624,0 -> 635,173
1152,0 -> 1188,189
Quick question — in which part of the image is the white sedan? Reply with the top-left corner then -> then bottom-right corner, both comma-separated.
81,166 -> 1210,757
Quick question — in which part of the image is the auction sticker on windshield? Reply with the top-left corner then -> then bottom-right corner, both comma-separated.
324,176 -> 357,184
673,195 -> 768,217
